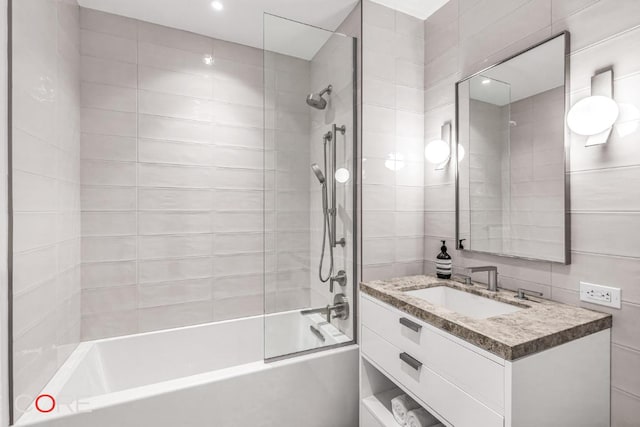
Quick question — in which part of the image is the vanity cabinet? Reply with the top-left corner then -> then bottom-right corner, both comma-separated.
360,294 -> 611,427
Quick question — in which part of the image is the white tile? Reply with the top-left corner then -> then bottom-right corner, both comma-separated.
13,213 -> 58,252
213,147 -> 263,169
80,29 -> 137,63
214,125 -> 264,149
82,285 -> 137,315
13,246 -> 57,294
139,257 -> 213,284
214,253 -> 262,276
138,21 -> 212,53
82,236 -> 137,262
138,234 -> 214,259
139,42 -> 215,78
81,310 -> 137,340
81,108 -> 136,137
214,77 -> 263,108
212,167 -> 263,190
81,82 -> 137,112
363,0 -> 395,30
553,0 -> 640,52
81,133 -> 136,162
80,8 -> 137,39
571,212 -> 640,258
138,188 -> 213,211
81,186 -> 136,211
81,56 -> 137,88
81,261 -> 137,288
12,171 -> 58,212
139,139 -> 214,166
139,279 -> 212,308
139,91 -> 214,122
214,212 -> 263,233
138,212 -> 212,235
138,163 -> 212,189
81,212 -> 136,236
139,114 -> 213,144
214,102 -> 263,129
363,238 -> 395,265
212,190 -> 263,211
363,184 -> 395,211
395,186 -> 424,211
139,65 -> 214,99
13,129 -> 59,177
81,159 -> 136,186
362,211 -> 396,238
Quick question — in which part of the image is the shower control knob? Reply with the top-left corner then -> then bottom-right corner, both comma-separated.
331,270 -> 347,288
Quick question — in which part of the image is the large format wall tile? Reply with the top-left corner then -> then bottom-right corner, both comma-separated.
79,9 -> 314,340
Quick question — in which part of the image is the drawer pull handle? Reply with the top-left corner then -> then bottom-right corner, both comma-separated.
399,352 -> 423,371
399,317 -> 422,332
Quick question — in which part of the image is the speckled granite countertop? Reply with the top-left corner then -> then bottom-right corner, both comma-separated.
360,275 -> 612,360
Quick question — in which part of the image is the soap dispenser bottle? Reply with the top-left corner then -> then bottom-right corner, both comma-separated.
436,240 -> 452,279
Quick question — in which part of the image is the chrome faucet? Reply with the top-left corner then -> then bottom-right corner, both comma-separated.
467,266 -> 498,292
300,294 -> 349,323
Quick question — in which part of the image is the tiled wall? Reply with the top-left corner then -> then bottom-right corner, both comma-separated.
11,0 -> 82,414
79,9 -> 312,339
507,87 -> 565,260
423,0 -> 640,423
362,1 -> 426,281
307,23 -> 359,340
264,50 -> 312,314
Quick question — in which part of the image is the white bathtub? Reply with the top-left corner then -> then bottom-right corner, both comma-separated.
15,311 -> 358,427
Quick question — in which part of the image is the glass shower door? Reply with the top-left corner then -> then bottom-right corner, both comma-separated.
263,14 -> 357,360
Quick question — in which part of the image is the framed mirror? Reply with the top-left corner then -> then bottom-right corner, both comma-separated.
455,32 -> 570,264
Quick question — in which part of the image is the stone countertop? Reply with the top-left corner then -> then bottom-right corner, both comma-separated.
360,275 -> 612,360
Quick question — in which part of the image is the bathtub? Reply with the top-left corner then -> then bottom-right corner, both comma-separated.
15,310 -> 358,427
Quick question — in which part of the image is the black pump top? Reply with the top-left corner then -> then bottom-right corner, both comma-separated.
437,240 -> 451,260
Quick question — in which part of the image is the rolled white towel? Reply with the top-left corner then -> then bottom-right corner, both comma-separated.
391,394 -> 420,425
406,408 -> 439,427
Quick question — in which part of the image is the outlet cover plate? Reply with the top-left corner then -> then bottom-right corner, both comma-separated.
580,281 -> 621,309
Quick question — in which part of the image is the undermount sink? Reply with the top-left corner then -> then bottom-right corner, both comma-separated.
404,286 -> 522,319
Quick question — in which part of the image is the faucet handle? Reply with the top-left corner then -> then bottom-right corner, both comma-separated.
516,288 -> 544,300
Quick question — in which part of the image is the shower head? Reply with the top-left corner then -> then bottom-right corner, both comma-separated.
311,163 -> 326,184
306,85 -> 332,110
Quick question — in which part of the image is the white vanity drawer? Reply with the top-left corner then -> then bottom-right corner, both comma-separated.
362,326 -> 504,427
361,294 -> 505,413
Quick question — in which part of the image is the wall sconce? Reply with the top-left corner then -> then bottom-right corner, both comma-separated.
567,68 -> 619,146
425,122 -> 452,169
425,122 -> 465,170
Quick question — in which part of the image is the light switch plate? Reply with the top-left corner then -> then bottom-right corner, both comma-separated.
580,281 -> 621,309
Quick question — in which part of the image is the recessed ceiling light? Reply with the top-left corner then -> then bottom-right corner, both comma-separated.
211,1 -> 224,11
482,78 -> 491,85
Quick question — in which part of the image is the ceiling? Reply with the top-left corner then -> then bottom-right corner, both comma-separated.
369,0 -> 449,20
78,0 -> 359,56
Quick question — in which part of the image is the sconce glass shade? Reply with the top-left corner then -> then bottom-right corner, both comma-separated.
567,95 -> 619,136
425,139 -> 451,164
335,168 -> 350,183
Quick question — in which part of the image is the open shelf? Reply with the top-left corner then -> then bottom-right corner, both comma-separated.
361,388 -> 403,427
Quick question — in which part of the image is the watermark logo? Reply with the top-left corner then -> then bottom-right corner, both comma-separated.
14,394 -> 92,418
35,395 -> 56,413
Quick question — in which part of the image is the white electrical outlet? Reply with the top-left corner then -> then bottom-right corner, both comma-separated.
580,282 -> 621,309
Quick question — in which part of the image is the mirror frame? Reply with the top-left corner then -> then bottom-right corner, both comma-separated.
454,31 -> 571,265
